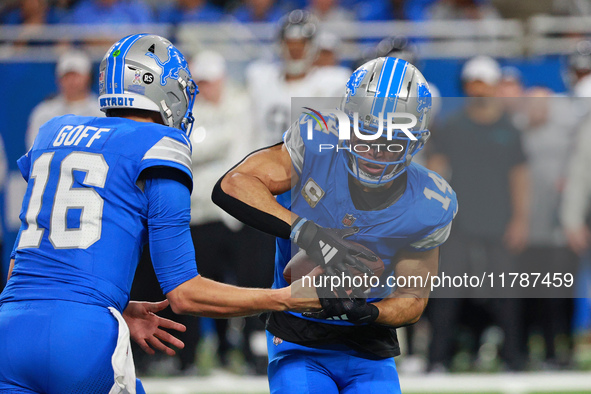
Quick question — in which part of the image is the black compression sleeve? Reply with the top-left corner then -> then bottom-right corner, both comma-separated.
212,177 -> 291,239
211,143 -> 291,239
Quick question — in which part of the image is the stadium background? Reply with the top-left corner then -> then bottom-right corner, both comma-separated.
0,0 -> 590,392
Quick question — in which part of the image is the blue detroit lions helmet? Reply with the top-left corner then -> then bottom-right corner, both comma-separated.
99,34 -> 198,134
340,57 -> 432,187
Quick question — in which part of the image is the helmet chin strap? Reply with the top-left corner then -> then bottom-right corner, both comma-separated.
405,154 -> 412,166
349,154 -> 400,189
181,112 -> 195,137
358,179 -> 388,189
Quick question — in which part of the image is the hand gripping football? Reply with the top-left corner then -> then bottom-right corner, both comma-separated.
283,241 -> 385,289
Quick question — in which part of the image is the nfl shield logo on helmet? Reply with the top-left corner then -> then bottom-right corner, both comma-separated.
99,71 -> 105,94
342,213 -> 357,227
416,83 -> 432,122
132,69 -> 142,85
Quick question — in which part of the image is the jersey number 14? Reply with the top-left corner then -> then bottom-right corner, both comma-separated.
18,152 -> 109,250
423,172 -> 452,210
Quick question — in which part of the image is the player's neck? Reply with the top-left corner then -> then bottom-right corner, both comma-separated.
348,172 -> 408,211
122,114 -> 162,124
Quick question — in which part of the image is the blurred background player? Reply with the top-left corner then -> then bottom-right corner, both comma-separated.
513,85 -> 579,369
560,67 -> 591,340
427,55 -> 529,372
26,49 -> 103,149
246,9 -> 350,147
560,40 -> 591,257
562,82 -> 591,255
313,30 -> 343,68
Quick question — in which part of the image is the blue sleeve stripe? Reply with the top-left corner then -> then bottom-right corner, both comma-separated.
142,136 -> 192,172
143,153 -> 191,171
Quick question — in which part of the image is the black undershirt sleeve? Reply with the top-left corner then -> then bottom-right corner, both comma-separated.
211,143 -> 292,240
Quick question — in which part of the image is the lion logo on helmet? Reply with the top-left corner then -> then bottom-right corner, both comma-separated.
145,45 -> 191,86
416,83 -> 432,122
345,68 -> 367,102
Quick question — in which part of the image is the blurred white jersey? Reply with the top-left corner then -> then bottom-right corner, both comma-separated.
26,94 -> 103,149
189,82 -> 253,230
246,61 -> 350,147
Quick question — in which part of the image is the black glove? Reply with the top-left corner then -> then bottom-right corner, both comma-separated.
302,292 -> 379,324
290,217 -> 378,276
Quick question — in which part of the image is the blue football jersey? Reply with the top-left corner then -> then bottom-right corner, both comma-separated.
0,115 -> 194,312
276,115 -> 457,315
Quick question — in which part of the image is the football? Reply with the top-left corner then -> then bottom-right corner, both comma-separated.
283,242 -> 385,286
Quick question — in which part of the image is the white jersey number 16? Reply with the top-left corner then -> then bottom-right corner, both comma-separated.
18,152 -> 109,250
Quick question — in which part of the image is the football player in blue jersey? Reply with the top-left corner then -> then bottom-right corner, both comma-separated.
214,57 -> 458,392
0,34 -> 319,394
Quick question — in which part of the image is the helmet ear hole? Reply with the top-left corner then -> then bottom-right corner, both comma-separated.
167,91 -> 180,104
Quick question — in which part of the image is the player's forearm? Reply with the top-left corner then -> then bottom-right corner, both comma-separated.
168,275 -> 295,318
220,171 -> 292,225
213,144 -> 297,235
373,292 -> 428,327
374,247 -> 437,327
